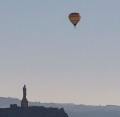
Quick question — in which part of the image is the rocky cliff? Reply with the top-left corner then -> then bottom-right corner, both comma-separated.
0,106 -> 68,117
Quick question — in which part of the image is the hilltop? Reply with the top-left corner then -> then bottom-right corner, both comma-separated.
0,106 -> 68,117
1,97 -> 120,117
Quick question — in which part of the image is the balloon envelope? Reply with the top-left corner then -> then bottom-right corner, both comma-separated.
69,13 -> 81,27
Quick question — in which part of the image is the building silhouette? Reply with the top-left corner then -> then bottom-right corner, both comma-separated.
21,85 -> 28,107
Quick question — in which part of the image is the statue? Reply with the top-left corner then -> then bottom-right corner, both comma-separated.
21,85 -> 28,107
23,85 -> 26,99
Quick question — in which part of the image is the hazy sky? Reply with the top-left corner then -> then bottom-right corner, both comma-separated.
0,0 -> 120,105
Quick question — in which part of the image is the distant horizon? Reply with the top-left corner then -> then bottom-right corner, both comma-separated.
1,96 -> 120,107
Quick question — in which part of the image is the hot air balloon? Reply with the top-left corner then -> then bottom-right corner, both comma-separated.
69,12 -> 81,28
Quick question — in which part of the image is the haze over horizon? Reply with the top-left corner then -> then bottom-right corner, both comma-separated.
0,0 -> 120,105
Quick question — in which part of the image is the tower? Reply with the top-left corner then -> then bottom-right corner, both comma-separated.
21,85 -> 28,107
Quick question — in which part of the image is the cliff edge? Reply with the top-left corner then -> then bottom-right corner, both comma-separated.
0,106 -> 68,117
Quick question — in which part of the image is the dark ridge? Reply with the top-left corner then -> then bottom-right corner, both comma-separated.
0,106 -> 68,117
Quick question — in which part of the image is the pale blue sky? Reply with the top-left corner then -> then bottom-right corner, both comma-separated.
0,0 -> 120,105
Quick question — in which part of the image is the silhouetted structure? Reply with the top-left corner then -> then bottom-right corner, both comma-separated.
21,85 -> 28,107
10,104 -> 18,109
0,86 -> 69,117
0,106 -> 68,117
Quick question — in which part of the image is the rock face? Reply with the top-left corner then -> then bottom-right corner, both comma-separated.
0,106 -> 68,117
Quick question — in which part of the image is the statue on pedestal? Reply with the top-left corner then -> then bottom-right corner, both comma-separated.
21,85 -> 28,107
